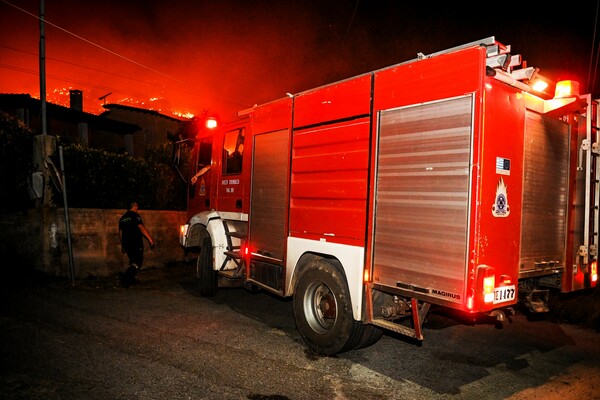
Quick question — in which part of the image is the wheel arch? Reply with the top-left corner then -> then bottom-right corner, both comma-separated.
186,210 -> 249,272
291,252 -> 343,291
184,211 -> 226,271
286,237 -> 365,322
185,211 -> 215,248
186,221 -> 209,249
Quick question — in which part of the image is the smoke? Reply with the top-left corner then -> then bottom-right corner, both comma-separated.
1,0 -> 597,120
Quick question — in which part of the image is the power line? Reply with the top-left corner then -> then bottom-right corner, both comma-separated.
0,44 -> 166,90
0,63 -> 151,99
1,0 -> 183,83
0,43 -> 248,107
0,0 -> 249,109
342,0 -> 360,49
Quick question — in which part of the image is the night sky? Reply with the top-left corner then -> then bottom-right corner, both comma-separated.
1,0 -> 598,121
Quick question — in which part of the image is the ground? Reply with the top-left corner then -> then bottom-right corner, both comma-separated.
2,262 -> 600,399
548,284 -> 600,331
11,262 -> 600,333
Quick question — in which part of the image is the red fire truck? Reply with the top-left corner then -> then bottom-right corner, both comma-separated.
178,37 -> 598,355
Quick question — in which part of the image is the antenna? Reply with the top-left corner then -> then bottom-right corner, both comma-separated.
98,92 -> 112,105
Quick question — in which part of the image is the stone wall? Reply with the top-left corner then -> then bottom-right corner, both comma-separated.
0,207 -> 188,279
0,208 -> 44,271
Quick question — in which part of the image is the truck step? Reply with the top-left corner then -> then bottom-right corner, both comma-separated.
223,250 -> 243,259
226,231 -> 247,239
370,318 -> 422,340
219,269 -> 245,280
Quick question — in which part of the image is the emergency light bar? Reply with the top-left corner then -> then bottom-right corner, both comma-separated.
531,79 -> 549,92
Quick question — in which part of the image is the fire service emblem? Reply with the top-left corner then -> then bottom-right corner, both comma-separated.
492,177 -> 510,217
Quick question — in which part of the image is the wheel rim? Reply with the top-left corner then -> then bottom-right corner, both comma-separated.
303,281 -> 337,334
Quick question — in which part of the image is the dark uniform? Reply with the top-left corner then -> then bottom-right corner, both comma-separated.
119,208 -> 146,286
119,209 -> 145,268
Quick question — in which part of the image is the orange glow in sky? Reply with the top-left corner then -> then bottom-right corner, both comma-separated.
1,1 -> 597,124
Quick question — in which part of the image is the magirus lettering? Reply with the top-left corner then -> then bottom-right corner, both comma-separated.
431,289 -> 461,300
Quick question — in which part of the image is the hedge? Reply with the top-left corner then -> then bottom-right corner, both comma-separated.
0,111 -> 34,211
49,143 -> 189,210
1,110 -> 193,211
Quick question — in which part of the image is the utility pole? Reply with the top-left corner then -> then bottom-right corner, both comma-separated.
36,0 -> 61,278
35,0 -> 52,185
35,0 -> 53,207
39,0 -> 47,137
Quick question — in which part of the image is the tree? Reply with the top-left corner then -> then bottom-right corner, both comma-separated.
0,111 -> 34,211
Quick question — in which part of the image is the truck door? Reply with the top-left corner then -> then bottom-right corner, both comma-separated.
188,136 -> 214,216
371,96 -> 473,305
519,112 -> 570,280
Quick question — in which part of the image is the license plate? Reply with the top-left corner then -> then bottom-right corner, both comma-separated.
493,285 -> 516,304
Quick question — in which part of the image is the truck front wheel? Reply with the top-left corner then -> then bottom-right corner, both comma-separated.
197,235 -> 217,297
293,259 -> 362,355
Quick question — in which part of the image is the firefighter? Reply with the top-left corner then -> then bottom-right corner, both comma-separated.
118,201 -> 154,287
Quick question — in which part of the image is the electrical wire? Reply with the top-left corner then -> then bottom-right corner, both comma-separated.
0,63 -> 150,99
342,0 -> 360,49
0,44 -> 164,90
1,0 -> 181,83
0,0 -> 249,109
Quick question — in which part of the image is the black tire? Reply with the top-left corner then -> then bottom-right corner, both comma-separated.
197,235 -> 217,297
293,259 -> 364,355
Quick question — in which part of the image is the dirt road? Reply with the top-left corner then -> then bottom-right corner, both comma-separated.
1,262 -> 599,399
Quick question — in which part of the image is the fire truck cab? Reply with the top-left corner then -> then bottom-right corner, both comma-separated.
179,37 -> 599,355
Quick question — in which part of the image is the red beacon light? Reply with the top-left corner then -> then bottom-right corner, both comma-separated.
524,78 -> 582,114
554,80 -> 579,99
205,117 -> 218,129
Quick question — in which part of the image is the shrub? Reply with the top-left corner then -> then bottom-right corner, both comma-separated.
49,143 -> 188,210
0,109 -> 191,211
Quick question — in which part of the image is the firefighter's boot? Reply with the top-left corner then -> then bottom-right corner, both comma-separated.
120,264 -> 139,288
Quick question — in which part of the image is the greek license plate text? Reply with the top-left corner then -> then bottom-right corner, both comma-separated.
493,285 -> 516,304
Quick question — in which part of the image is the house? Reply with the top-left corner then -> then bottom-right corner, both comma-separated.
100,103 -> 189,157
0,91 -> 140,154
0,90 -> 192,157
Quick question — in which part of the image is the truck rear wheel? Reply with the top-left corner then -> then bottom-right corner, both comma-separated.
197,235 -> 217,297
293,259 -> 363,355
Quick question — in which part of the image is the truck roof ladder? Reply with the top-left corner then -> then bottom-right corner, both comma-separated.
591,97 -> 599,262
579,96 -> 600,264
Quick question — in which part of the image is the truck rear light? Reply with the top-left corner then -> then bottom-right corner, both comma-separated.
591,260 -> 598,285
482,266 -> 496,303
